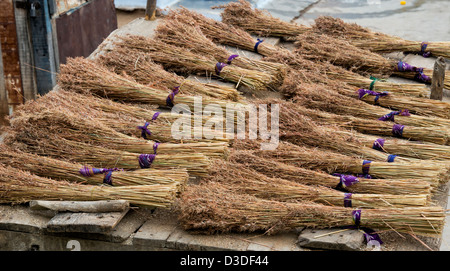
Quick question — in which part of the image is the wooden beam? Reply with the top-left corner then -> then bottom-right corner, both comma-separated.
30,200 -> 130,213
145,0 -> 157,21
430,56 -> 446,100
0,43 -> 9,124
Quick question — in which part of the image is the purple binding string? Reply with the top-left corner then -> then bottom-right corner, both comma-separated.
358,88 -> 388,103
392,124 -> 405,137
333,174 -> 359,190
378,109 -> 410,121
103,171 -> 113,185
79,166 -> 122,177
153,142 -> 160,154
350,209 -> 383,245
138,154 -> 156,169
415,72 -> 431,83
372,138 -> 386,152
166,86 -> 180,107
387,154 -> 397,163
227,54 -> 239,65
254,38 -> 264,53
397,61 -> 424,73
362,160 -> 371,175
420,42 -> 431,58
215,62 -> 228,76
137,122 -> 151,139
344,193 -> 352,207
152,112 -> 160,121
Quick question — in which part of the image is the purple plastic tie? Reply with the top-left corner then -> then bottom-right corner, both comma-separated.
392,123 -> 405,137
103,171 -> 113,185
344,193 -> 352,207
79,166 -> 121,177
358,88 -> 388,103
215,62 -> 228,76
378,109 -> 410,121
254,38 -> 264,53
415,72 -> 431,83
420,42 -> 431,58
227,54 -> 239,64
333,174 -> 359,189
372,138 -> 386,151
137,122 -> 151,139
152,112 -> 160,121
153,142 -> 160,154
362,160 -> 371,175
351,209 -> 383,245
138,154 -> 156,169
166,86 -> 180,107
397,61 -> 424,73
387,154 -> 397,163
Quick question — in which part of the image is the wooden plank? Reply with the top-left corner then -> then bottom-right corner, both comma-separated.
30,200 -> 129,213
46,208 -> 129,233
145,0 -> 157,21
0,43 -> 9,124
430,56 -> 446,100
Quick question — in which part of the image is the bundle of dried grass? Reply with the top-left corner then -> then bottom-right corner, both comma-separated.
116,36 -> 275,92
289,102 -> 449,146
205,159 -> 430,208
229,150 -> 432,196
0,145 -> 188,189
294,31 -> 450,88
59,57 -> 246,112
291,83 -> 450,128
8,106 -> 228,159
0,165 -> 179,208
232,140 -> 444,186
27,90 -> 228,143
341,132 -> 450,162
97,49 -> 242,102
155,17 -> 287,87
216,0 -> 308,39
314,16 -> 450,59
3,134 -> 210,177
179,183 -> 445,236
166,7 -> 283,57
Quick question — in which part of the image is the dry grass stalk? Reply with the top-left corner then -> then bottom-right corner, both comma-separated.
205,159 -> 430,208
116,35 -> 276,92
0,144 -> 188,189
291,83 -> 450,128
216,0 -> 308,39
59,57 -> 246,112
0,165 -> 179,208
27,90 -> 228,143
165,7 -> 283,57
314,16 -> 450,59
97,48 -> 242,101
232,140 -> 444,186
155,17 -> 287,87
3,131 -> 210,177
229,150 -> 432,196
178,183 -> 445,236
8,105 -> 228,159
289,102 -> 450,146
340,131 -> 450,162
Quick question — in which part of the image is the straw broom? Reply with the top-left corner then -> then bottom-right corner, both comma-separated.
166,7 -> 282,57
154,17 -> 287,87
290,83 -> 450,128
232,140 -> 444,186
229,149 -> 432,196
205,159 -> 430,208
26,90 -> 229,143
0,165 -> 179,208
59,57 -> 247,113
313,16 -> 450,59
97,48 -> 243,102
293,31 -> 450,87
115,36 -> 276,92
8,107 -> 228,159
215,0 -> 308,40
0,145 -> 188,189
288,102 -> 449,146
179,183 -> 445,236
339,132 -> 450,162
3,132 -> 210,177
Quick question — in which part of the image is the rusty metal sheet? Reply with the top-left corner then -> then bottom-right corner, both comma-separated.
55,0 -> 117,64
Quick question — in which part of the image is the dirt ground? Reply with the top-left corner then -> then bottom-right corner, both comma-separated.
116,9 -> 146,28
